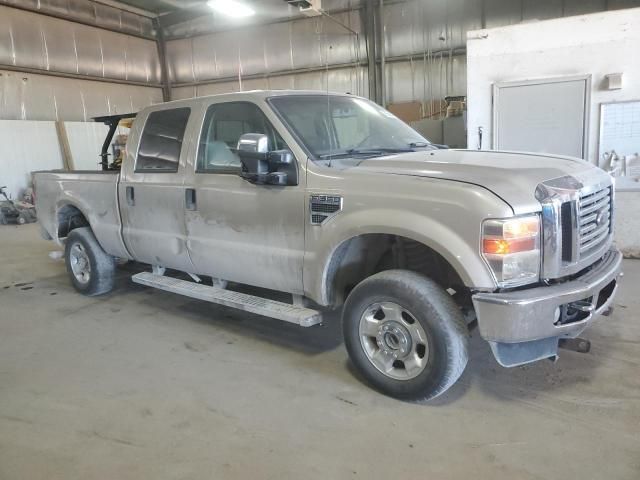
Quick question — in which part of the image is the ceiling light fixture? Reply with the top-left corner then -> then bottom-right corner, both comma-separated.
207,0 -> 255,18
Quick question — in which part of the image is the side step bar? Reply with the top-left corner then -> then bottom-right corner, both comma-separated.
131,272 -> 322,327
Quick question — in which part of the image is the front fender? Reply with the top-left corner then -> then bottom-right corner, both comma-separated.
304,208 -> 498,306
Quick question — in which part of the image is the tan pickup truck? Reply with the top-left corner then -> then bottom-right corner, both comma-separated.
34,90 -> 622,401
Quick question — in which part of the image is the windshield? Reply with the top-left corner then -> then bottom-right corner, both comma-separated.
269,95 -> 432,160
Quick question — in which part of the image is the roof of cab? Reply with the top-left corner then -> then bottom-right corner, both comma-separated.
146,89 -> 358,110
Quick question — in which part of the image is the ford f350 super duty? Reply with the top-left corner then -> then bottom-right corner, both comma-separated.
34,91 -> 622,401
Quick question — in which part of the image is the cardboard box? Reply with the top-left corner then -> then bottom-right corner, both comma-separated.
387,102 -> 423,123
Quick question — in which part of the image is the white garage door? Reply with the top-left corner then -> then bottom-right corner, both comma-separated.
493,76 -> 590,159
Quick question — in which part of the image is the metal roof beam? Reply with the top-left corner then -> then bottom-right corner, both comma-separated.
157,3 -> 211,27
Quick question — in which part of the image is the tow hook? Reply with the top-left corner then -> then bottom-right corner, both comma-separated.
569,300 -> 594,313
558,337 -> 591,353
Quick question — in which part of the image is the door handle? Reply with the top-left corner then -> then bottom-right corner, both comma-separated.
185,188 -> 197,211
126,186 -> 135,206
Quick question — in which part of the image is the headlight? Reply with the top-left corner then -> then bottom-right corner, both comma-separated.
481,215 -> 541,287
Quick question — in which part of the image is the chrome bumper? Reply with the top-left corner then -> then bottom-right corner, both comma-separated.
472,247 -> 622,367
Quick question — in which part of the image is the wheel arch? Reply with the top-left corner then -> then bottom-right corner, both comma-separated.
309,218 -> 496,307
56,202 -> 90,239
315,231 -> 482,308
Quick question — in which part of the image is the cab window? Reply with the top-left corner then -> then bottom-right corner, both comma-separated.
136,107 -> 191,172
197,102 -> 287,173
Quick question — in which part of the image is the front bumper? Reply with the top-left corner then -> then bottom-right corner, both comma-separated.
472,247 -> 623,367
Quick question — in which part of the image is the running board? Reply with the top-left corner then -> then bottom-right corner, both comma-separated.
131,272 -> 322,327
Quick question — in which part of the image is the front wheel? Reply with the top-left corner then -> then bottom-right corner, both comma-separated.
343,270 -> 469,401
64,227 -> 116,296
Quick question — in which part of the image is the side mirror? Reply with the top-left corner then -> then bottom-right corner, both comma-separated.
237,133 -> 269,154
236,133 -> 297,186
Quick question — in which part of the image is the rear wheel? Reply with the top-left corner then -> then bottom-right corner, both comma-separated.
64,227 -> 116,296
343,270 -> 469,401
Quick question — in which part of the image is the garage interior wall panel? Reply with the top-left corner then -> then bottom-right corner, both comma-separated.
466,8 -> 640,161
0,120 -> 117,198
0,0 -> 155,38
64,121 -> 110,171
382,0 -> 481,57
163,0 -> 362,39
385,55 -> 466,105
0,120 -> 63,199
167,10 -> 363,86
171,66 -> 367,101
0,5 -> 162,121
164,0 -> 629,105
0,70 -> 163,121
0,7 -> 160,84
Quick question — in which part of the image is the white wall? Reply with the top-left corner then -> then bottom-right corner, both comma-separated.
466,8 -> 640,256
65,122 -> 110,171
0,121 -> 108,200
0,121 -> 63,200
467,8 -> 640,162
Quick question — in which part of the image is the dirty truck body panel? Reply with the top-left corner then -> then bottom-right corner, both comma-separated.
35,90 -> 621,374
176,97 -> 307,294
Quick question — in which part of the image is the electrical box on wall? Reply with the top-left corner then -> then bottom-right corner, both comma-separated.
604,73 -> 623,90
284,0 -> 321,16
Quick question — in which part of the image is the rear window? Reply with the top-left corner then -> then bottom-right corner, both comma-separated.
135,107 -> 191,172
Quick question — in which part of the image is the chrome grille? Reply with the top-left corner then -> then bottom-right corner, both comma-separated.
536,173 -> 614,280
578,186 -> 612,256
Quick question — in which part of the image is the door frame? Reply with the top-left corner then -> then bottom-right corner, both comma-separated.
492,74 -> 592,160
180,96 -> 309,294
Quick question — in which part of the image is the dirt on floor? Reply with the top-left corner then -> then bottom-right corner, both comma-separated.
1,224 -> 639,480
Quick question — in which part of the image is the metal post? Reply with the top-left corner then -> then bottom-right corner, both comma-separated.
379,0 -> 386,108
154,18 -> 172,102
364,0 -> 378,103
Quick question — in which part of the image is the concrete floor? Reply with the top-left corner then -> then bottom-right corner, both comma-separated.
0,224 -> 639,480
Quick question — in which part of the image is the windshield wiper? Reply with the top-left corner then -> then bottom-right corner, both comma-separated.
409,141 -> 445,150
319,148 -> 414,159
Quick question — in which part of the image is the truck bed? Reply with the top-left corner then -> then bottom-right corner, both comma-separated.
34,170 -> 130,259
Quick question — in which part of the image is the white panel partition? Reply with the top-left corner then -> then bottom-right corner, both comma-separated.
64,122 -> 110,171
0,121 -> 63,199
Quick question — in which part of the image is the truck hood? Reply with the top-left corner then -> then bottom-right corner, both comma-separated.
339,149 -> 606,215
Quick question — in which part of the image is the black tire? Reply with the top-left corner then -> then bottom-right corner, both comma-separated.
343,270 -> 469,401
17,214 -> 27,225
64,227 -> 116,296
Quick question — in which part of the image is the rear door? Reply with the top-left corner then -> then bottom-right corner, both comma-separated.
119,106 -> 196,271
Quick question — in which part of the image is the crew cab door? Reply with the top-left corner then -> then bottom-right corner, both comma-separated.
119,106 -> 196,271
183,100 -> 305,294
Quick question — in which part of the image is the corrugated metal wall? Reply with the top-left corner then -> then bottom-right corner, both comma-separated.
2,0 -> 639,120
0,69 -> 163,121
166,0 -> 640,105
166,10 -> 364,84
172,66 -> 368,100
0,0 -> 155,38
0,3 -> 162,121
